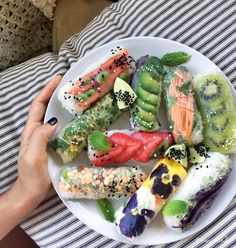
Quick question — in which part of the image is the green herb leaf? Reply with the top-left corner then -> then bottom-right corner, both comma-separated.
61,168 -> 69,180
89,131 -> 110,151
176,81 -> 192,95
163,200 -> 187,216
97,199 -> 115,222
167,96 -> 177,109
161,52 -> 191,66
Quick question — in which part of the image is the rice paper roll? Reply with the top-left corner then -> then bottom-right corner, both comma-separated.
115,145 -> 187,238
163,152 -> 231,231
130,56 -> 164,131
59,166 -> 147,200
193,73 -> 236,154
88,129 -> 173,166
163,66 -> 203,145
50,93 -> 123,163
58,48 -> 132,116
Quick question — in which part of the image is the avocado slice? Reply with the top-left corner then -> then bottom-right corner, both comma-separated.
136,98 -> 157,114
139,71 -> 162,94
136,85 -> 158,105
135,105 -> 156,123
133,115 -> 156,130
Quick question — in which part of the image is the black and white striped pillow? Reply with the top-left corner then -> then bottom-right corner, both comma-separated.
0,0 -> 235,247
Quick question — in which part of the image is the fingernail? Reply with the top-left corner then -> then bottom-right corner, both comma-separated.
58,73 -> 65,77
47,117 -> 57,125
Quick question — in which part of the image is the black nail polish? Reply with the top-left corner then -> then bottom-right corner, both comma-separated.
47,117 -> 57,125
58,73 -> 65,77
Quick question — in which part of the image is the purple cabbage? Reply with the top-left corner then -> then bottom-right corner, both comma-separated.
130,56 -> 148,130
180,171 -> 231,230
131,55 -> 148,89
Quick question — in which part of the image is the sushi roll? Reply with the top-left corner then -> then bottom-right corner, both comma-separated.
193,73 -> 236,154
58,48 -> 132,116
59,166 -> 147,199
163,66 -> 203,145
88,129 -> 173,166
50,93 -> 123,163
115,144 -> 187,238
130,56 -> 164,131
163,152 -> 231,231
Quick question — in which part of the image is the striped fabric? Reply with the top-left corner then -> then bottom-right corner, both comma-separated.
0,0 -> 235,247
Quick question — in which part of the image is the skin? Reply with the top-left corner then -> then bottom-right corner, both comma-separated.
0,75 -> 62,240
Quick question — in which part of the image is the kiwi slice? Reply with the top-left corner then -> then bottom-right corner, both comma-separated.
193,73 -> 236,154
204,121 -> 236,154
204,132 -> 236,154
207,111 -> 236,135
194,74 -> 229,105
204,100 -> 227,118
193,74 -> 234,120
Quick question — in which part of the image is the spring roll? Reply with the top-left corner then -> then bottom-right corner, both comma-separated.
88,129 -> 173,166
115,145 -> 187,238
130,56 -> 164,131
163,66 -> 203,145
58,48 -> 132,116
59,166 -> 147,200
163,152 -> 231,231
50,93 -> 123,163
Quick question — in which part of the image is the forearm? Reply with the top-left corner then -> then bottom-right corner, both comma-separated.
0,179 -> 42,240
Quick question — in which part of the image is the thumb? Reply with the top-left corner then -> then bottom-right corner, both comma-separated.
30,117 -> 58,153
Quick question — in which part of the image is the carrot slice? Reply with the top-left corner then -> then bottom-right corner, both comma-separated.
168,68 -> 194,145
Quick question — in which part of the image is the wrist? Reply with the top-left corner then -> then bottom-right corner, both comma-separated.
0,179 -> 43,239
11,179 -> 43,211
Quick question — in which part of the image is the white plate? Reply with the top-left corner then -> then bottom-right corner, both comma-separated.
45,37 -> 236,245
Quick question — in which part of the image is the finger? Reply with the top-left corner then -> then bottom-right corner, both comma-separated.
20,75 -> 62,150
27,75 -> 62,124
28,118 -> 58,155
